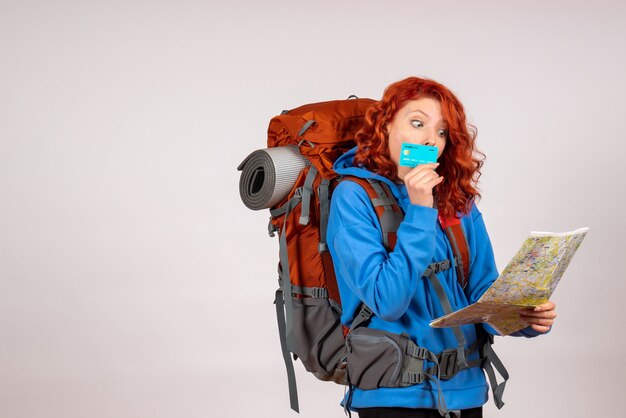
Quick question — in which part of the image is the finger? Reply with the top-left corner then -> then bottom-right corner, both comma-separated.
408,162 -> 439,171
520,310 -> 557,320
406,169 -> 433,183
404,163 -> 440,180
408,175 -> 443,191
530,324 -> 552,334
520,316 -> 555,326
534,301 -> 556,311
406,169 -> 439,186
425,175 -> 444,189
417,162 -> 440,169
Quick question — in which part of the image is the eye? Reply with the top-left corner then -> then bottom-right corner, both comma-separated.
438,128 -> 448,138
410,120 -> 423,128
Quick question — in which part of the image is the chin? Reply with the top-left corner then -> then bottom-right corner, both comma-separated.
396,167 -> 410,181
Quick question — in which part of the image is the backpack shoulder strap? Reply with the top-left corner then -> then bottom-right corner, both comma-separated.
339,176 -> 404,251
342,176 -> 471,289
438,215 -> 470,289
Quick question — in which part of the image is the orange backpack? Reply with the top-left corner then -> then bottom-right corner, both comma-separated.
239,97 -> 375,410
238,97 -> 504,415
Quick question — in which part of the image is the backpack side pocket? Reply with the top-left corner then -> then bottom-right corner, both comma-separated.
291,297 -> 346,383
346,327 -> 410,389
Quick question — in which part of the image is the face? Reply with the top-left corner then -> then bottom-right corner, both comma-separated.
386,97 -> 448,180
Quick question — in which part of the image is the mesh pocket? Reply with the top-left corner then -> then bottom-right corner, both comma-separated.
291,297 -> 346,383
346,328 -> 409,389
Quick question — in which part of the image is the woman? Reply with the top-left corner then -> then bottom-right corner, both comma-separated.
326,77 -> 556,418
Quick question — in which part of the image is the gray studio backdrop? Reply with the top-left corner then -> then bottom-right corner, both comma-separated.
1,1 -> 625,417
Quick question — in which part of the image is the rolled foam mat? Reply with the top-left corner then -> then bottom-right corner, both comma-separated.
238,146 -> 310,210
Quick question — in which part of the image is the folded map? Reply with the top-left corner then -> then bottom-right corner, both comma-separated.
430,227 -> 589,335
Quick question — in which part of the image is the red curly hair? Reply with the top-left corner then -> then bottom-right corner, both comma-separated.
353,76 -> 484,219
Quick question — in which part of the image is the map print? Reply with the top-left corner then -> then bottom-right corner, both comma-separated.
430,227 -> 588,335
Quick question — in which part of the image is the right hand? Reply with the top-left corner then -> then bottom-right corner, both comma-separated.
403,162 -> 444,207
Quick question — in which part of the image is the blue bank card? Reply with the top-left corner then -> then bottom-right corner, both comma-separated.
399,143 -> 439,167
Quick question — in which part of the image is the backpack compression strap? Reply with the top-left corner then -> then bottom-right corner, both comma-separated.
272,187 -> 305,413
270,165 -> 342,413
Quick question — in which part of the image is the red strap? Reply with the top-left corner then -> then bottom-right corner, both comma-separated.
340,176 -> 402,251
342,177 -> 471,288
438,214 -> 470,288
438,213 -> 460,229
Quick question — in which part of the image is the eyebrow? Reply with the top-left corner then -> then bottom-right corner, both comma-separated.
407,109 -> 431,120
407,109 -> 448,128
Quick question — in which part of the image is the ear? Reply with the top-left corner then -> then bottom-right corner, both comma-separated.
383,110 -> 395,135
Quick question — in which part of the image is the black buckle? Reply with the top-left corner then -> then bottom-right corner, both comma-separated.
311,287 -> 328,298
415,346 -> 428,359
439,349 -> 460,380
430,260 -> 450,275
404,372 -> 423,385
407,345 -> 428,359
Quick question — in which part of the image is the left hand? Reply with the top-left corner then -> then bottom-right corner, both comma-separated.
520,301 -> 557,333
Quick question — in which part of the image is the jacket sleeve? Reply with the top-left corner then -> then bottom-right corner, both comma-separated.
327,181 -> 438,322
463,204 -> 546,338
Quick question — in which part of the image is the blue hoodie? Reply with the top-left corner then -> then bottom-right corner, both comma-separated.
327,147 -> 539,411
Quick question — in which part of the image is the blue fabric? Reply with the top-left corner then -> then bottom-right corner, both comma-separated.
327,147 -> 539,411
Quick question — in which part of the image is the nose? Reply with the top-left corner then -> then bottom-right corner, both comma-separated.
423,132 -> 436,147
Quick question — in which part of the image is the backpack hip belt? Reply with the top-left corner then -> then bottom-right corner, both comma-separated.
344,260 -> 508,418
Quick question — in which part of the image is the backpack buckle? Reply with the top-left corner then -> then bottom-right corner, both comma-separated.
423,260 -> 451,277
431,260 -> 451,274
268,217 -> 277,237
311,287 -> 328,298
401,372 -> 424,385
297,139 -> 315,148
407,345 -> 428,360
438,348 -> 460,380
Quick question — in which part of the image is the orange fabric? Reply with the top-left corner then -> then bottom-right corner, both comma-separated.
439,219 -> 470,287
268,167 -> 342,304
267,98 -> 375,179
268,99 -> 374,307
453,224 -> 470,280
